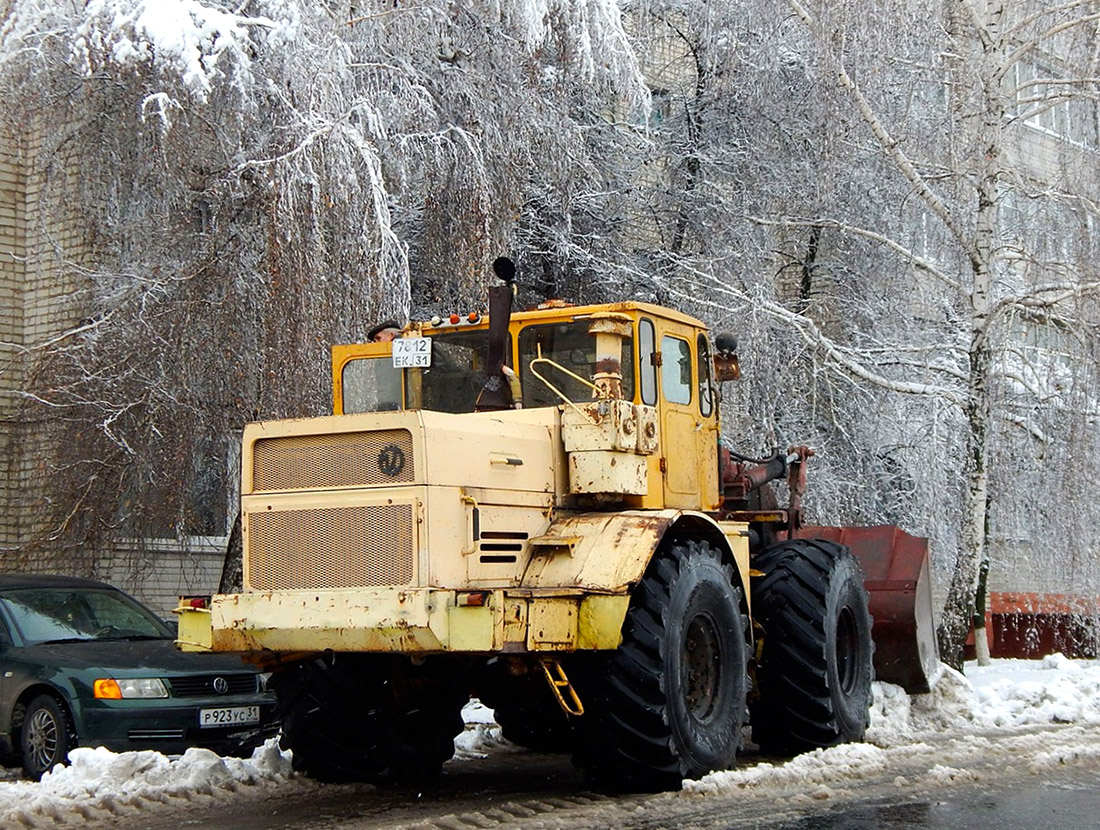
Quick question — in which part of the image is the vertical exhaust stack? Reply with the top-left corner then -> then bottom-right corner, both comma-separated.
476,257 -> 517,412
588,312 -> 632,400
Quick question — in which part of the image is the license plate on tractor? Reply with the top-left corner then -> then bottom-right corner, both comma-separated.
199,706 -> 260,728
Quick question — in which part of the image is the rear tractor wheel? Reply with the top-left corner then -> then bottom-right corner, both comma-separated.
750,538 -> 874,755
575,539 -> 750,790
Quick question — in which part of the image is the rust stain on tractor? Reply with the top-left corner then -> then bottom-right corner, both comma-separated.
594,357 -> 622,375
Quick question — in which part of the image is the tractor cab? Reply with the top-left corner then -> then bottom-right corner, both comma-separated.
332,301 -> 721,510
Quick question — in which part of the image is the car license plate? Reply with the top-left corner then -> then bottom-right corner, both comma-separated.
199,706 -> 260,728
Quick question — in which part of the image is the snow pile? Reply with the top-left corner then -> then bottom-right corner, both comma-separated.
0,739 -> 292,827
687,742 -> 889,796
453,699 -> 515,759
72,0 -> 300,99
686,655 -> 1100,795
968,653 -> 1100,728
871,654 -> 1100,743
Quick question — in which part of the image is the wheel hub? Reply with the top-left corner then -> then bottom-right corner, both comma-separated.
836,605 -> 859,694
26,709 -> 58,769
683,613 -> 722,721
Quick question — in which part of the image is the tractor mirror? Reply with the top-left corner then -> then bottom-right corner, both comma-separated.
712,331 -> 741,382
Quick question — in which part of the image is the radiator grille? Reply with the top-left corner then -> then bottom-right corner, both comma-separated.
252,429 -> 415,492
247,503 -> 415,590
169,674 -> 259,697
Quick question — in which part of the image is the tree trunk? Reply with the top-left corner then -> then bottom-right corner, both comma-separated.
973,557 -> 992,665
936,220 -> 994,670
935,1 -> 1003,671
218,511 -> 243,594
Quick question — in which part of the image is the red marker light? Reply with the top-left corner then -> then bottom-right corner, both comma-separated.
449,313 -> 460,324
457,592 -> 490,607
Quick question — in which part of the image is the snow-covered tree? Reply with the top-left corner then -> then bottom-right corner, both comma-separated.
0,0 -> 645,575
770,0 -> 1100,667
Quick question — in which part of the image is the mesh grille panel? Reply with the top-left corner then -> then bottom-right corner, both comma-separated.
248,503 -> 415,590
252,429 -> 415,491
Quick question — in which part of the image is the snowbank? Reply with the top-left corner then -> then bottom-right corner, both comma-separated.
688,656 -> 1100,794
0,739 -> 293,827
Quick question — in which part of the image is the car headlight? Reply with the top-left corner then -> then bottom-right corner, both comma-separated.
94,678 -> 169,699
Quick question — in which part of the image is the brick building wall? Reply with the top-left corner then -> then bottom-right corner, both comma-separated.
0,116 -> 227,615
0,121 -> 26,555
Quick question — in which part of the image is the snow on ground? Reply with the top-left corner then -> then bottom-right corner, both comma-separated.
3,657 -> 1100,826
687,654 -> 1100,796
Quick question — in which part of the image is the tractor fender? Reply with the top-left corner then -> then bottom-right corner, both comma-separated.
521,509 -> 751,612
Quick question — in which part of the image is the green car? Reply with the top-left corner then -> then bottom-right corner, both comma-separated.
0,574 -> 278,779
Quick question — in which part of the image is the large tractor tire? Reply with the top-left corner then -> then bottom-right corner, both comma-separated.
750,538 -> 874,755
271,654 -> 465,784
575,539 -> 750,791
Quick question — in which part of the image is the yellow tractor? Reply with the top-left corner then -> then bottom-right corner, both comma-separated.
178,260 -> 937,790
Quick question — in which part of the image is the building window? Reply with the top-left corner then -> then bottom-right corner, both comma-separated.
1014,60 -> 1099,149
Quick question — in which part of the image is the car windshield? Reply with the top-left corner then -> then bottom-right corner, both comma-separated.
0,587 -> 171,645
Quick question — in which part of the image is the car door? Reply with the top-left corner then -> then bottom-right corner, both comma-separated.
0,613 -> 22,743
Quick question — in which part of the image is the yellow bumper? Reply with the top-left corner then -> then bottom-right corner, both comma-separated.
176,588 -> 629,655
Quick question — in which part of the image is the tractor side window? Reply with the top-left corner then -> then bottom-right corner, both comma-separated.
342,358 -> 403,413
661,335 -> 692,405
697,333 -> 714,417
639,318 -> 657,406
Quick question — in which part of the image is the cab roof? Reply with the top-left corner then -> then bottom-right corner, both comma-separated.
416,300 -> 708,337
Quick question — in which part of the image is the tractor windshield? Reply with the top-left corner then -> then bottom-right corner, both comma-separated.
413,330 -> 497,413
340,318 -> 635,414
518,320 -> 634,407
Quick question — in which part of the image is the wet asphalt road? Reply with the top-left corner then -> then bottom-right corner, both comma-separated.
760,768 -> 1100,830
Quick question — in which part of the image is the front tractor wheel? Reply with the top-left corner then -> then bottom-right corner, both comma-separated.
271,654 -> 465,784
750,538 -> 874,755
576,539 -> 750,791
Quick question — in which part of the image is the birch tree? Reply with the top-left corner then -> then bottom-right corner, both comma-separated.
776,0 -> 1100,667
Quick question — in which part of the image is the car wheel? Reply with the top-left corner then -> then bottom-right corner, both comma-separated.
20,695 -> 71,780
